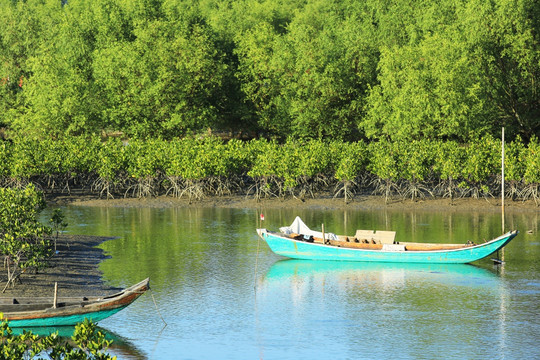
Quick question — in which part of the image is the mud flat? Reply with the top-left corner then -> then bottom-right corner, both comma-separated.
55,193 -> 539,213
0,234 -> 119,298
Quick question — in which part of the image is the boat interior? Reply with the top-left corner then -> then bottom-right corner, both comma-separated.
283,230 -> 476,251
0,297 -> 93,312
0,278 -> 148,315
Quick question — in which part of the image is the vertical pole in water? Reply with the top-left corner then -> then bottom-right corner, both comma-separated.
498,127 -> 505,263
322,223 -> 326,244
53,282 -> 58,309
501,127 -> 505,234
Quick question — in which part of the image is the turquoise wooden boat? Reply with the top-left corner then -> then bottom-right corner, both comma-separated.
0,278 -> 149,327
256,217 -> 518,264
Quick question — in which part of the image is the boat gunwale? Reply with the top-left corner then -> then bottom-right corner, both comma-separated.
0,278 -> 149,322
259,229 -> 518,254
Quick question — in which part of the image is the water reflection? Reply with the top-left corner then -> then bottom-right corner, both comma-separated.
262,259 -> 501,297
257,259 -> 512,359
265,259 -> 498,280
35,205 -> 539,360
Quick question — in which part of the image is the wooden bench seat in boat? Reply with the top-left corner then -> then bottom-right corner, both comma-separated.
353,230 -> 396,244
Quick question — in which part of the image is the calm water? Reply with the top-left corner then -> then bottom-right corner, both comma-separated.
41,205 -> 540,360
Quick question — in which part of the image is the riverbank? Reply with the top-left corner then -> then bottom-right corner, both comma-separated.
51,192 -> 539,213
0,235 -> 119,298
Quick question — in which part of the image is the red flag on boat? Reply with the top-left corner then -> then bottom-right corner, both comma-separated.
260,213 -> 265,221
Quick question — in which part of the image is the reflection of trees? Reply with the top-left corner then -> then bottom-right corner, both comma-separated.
57,206 -> 539,293
95,207 -> 262,293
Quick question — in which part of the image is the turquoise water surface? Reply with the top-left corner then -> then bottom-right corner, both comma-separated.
41,205 -> 540,359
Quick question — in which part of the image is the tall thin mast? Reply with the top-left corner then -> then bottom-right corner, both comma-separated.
501,127 -> 505,233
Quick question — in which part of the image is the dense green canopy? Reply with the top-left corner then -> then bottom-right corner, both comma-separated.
0,0 -> 538,142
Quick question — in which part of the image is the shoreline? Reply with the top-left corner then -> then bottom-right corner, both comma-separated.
51,193 -> 539,213
2,193 -> 535,298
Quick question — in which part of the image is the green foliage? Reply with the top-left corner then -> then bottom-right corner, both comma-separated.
522,136 -> 540,204
363,35 -> 490,141
505,137 -> 526,182
0,136 -> 538,205
0,0 -> 44,131
460,135 -> 500,198
63,136 -> 102,178
161,136 -> 246,200
462,0 -> 540,141
303,140 -> 340,179
504,136 -> 526,200
0,317 -> 115,360
246,139 -> 281,199
0,142 -> 11,182
93,7 -> 229,138
367,140 -> 399,181
333,141 -> 368,203
234,23 -> 288,137
523,136 -> 540,184
93,139 -> 127,199
49,209 -> 67,252
397,140 -> 434,183
367,140 -> 401,203
432,140 -> 466,200
397,139 -> 436,200
124,138 -> 164,198
1,0 -> 537,141
235,0 -> 379,140
273,1 -> 377,141
0,185 -> 52,291
432,141 -> 465,182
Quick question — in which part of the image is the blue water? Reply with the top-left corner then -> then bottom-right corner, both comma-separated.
41,206 -> 540,359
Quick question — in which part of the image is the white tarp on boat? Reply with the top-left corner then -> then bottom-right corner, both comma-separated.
279,216 -> 338,240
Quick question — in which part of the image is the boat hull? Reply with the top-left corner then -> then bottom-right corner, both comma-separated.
5,306 -> 128,327
1,278 -> 149,328
259,231 -> 517,264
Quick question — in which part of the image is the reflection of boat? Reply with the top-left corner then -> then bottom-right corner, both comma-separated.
265,259 -> 497,284
12,326 -> 147,359
261,260 -> 501,305
257,217 -> 518,263
0,278 -> 149,327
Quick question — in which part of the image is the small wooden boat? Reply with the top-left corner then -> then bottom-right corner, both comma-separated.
0,278 -> 149,327
256,217 -> 518,264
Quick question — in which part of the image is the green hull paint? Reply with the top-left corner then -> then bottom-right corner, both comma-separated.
1,278 -> 149,329
6,306 -> 127,328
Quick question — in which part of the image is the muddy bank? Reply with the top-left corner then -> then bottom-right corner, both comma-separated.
52,193 -> 539,213
0,235 -> 119,298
